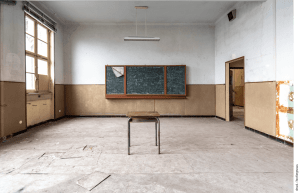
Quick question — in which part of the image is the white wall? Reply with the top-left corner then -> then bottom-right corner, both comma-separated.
276,0 -> 294,81
63,23 -> 215,85
0,2 -> 65,85
215,0 -> 276,84
215,0 -> 294,84
0,2 -> 25,82
54,23 -> 64,84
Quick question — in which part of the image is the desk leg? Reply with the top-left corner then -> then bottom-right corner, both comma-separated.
155,122 -> 157,146
128,118 -> 131,155
157,118 -> 160,154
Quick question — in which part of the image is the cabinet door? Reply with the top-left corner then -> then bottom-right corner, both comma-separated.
27,101 -> 40,126
27,100 -> 52,126
26,103 -> 33,126
39,100 -> 51,122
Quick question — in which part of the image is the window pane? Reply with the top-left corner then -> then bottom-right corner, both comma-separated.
26,73 -> 35,90
38,59 -> 48,75
26,34 -> 34,52
26,56 -> 35,73
25,16 -> 34,36
38,24 -> 47,42
38,40 -> 47,57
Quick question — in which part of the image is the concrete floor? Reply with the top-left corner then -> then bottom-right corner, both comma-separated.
0,117 -> 293,193
232,106 -> 244,126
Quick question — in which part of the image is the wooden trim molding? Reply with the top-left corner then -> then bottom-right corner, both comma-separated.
225,56 -> 244,64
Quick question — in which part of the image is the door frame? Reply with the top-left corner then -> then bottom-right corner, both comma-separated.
225,56 -> 245,122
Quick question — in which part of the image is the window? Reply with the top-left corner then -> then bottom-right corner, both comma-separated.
25,15 -> 51,93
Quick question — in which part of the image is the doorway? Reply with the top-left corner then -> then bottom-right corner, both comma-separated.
225,57 -> 245,124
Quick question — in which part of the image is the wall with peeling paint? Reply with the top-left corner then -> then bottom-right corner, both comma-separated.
63,24 -> 215,85
276,81 -> 294,142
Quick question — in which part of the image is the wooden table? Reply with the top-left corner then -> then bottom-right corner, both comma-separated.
126,111 -> 160,155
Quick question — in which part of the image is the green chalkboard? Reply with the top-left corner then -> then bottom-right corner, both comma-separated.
126,66 -> 164,94
106,66 -> 124,94
167,66 -> 185,94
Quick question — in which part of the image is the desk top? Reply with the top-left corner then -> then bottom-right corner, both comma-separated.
127,111 -> 160,118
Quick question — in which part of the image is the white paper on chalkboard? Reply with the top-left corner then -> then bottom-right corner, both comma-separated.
112,67 -> 124,77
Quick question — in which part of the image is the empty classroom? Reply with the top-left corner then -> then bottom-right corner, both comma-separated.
0,0 -> 296,192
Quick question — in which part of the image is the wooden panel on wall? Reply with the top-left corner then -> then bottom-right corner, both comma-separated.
245,82 -> 276,136
65,84 -> 216,116
135,100 -> 154,112
65,85 -> 155,115
0,82 -> 26,137
65,85 -> 106,116
155,99 -> 186,115
185,85 -> 215,115
55,84 -> 65,119
216,84 -> 226,119
105,99 -> 138,115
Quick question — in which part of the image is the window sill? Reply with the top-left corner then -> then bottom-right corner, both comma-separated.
27,92 -> 52,101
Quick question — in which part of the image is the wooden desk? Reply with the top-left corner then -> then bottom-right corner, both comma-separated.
126,111 -> 160,155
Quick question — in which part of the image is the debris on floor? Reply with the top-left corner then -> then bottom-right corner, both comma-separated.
0,168 -> 15,174
76,172 -> 111,191
39,152 -> 65,160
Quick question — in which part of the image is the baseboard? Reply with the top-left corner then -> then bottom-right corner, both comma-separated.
215,116 -> 226,121
66,115 -> 127,118
245,126 -> 293,147
65,115 -> 216,118
27,119 -> 56,130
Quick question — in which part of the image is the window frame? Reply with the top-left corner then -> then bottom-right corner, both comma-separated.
25,14 -> 51,93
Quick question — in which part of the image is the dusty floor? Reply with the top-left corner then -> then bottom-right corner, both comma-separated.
0,117 -> 293,193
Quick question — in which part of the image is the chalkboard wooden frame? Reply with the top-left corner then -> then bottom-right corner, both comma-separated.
105,65 -> 186,99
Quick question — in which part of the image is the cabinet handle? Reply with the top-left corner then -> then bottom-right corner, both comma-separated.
32,105 -> 37,106
43,104 -> 47,105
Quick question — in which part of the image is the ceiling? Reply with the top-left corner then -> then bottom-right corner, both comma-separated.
34,1 -> 240,24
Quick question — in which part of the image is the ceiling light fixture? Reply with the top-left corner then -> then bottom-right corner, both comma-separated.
124,6 -> 160,41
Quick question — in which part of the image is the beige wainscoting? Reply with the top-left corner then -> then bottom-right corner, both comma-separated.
185,85 -> 216,115
216,84 -> 225,119
64,84 -> 216,116
0,81 -> 26,137
55,84 -> 65,119
245,82 -> 276,136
